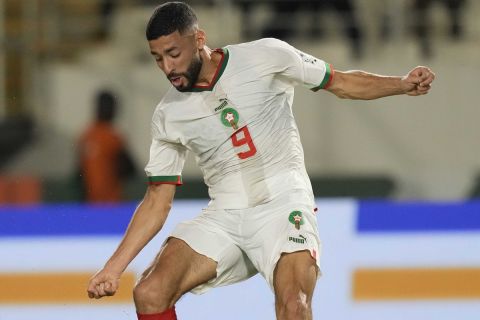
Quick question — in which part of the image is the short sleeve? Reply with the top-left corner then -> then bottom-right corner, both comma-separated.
144,111 -> 187,185
144,138 -> 187,185
263,38 -> 334,91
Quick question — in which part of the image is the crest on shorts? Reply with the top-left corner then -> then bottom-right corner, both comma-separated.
289,211 -> 304,230
221,107 -> 239,130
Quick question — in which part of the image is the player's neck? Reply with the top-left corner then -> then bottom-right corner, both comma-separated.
195,46 -> 223,87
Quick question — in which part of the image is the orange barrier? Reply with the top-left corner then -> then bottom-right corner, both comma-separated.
0,272 -> 135,304
0,176 -> 41,204
353,267 -> 480,300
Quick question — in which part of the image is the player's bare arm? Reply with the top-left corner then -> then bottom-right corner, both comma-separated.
87,184 -> 176,299
326,66 -> 435,100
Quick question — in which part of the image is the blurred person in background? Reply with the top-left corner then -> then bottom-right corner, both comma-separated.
256,0 -> 364,58
78,90 -> 136,203
412,0 -> 467,57
310,0 -> 364,59
97,0 -> 116,40
87,2 -> 435,319
260,0 -> 302,40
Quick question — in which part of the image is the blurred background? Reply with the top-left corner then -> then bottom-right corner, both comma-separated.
0,0 -> 479,203
0,0 -> 479,319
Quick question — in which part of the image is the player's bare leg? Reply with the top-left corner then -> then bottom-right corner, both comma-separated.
133,237 -> 217,315
273,250 -> 318,320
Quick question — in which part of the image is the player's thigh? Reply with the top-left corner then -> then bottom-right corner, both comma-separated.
273,250 -> 318,302
242,193 -> 321,290
135,237 -> 217,300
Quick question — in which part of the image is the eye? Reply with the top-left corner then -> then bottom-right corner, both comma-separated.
171,52 -> 180,58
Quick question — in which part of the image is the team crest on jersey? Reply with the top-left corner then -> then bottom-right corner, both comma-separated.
221,107 -> 239,130
289,211 -> 304,230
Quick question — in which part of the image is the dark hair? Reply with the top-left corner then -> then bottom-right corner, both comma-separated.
96,90 -> 117,122
146,2 -> 198,41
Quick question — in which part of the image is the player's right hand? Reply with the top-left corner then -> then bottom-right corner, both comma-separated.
87,268 -> 121,299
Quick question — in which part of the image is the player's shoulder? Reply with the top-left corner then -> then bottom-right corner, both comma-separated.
228,38 -> 289,50
152,88 -> 178,121
225,38 -> 297,67
152,87 -> 198,127
154,87 -> 189,112
226,38 -> 294,56
151,89 -> 175,137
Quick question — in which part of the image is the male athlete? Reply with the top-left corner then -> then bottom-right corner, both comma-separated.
87,2 -> 435,320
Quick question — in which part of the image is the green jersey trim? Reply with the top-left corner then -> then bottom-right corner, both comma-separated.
147,175 -> 183,185
311,63 -> 334,92
188,48 -> 229,92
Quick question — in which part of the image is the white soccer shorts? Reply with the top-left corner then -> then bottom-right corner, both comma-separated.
168,191 -> 322,294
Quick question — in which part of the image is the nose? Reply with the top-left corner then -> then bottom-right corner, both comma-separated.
162,58 -> 174,75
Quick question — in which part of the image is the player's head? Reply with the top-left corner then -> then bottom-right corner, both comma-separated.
146,1 -> 198,39
146,2 -> 205,92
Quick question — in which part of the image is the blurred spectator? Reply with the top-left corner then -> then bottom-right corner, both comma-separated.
255,0 -> 363,59
97,0 -> 116,40
412,0 -> 467,57
260,1 -> 303,40
311,0 -> 363,59
78,90 -> 136,203
468,174 -> 480,198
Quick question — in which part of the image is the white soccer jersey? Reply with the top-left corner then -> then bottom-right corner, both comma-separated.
145,38 -> 334,209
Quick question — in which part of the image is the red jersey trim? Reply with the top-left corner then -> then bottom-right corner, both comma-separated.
188,48 -> 229,92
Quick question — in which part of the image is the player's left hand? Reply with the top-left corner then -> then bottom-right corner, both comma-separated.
402,66 -> 435,96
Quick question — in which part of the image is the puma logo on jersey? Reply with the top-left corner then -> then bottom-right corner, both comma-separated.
215,99 -> 229,112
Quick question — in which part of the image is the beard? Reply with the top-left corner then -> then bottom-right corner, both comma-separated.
169,54 -> 203,92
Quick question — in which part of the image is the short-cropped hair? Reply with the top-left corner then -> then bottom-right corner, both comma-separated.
146,2 -> 198,40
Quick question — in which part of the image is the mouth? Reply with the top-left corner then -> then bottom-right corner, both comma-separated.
169,76 -> 183,87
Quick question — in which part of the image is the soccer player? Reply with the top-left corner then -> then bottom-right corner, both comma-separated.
87,2 -> 435,320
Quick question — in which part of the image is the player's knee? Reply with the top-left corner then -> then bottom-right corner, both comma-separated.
133,278 -> 175,312
133,280 -> 157,305
276,289 -> 310,319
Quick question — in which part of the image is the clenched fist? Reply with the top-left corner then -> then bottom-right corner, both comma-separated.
402,66 -> 435,96
87,268 -> 121,299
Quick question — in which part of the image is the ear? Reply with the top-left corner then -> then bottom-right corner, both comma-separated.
195,29 -> 206,50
